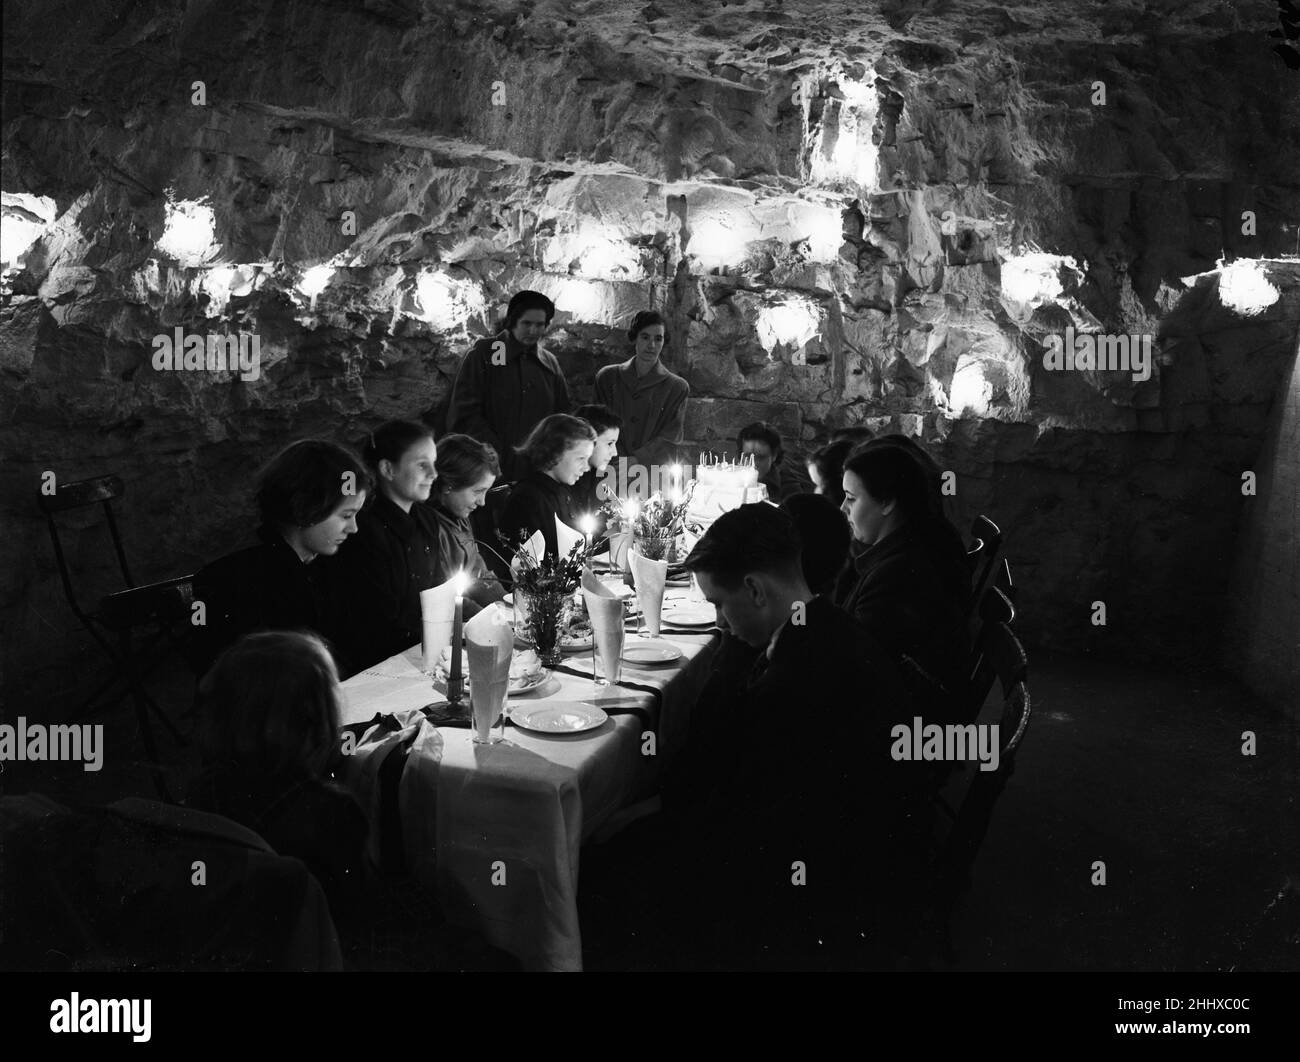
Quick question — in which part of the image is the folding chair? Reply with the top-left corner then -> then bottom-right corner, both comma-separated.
967,515 -> 1003,616
36,474 -> 193,800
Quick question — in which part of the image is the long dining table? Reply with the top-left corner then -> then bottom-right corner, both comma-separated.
337,578 -> 722,972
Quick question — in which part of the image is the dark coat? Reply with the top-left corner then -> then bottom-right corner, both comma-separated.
427,498 -> 507,610
498,469 -> 582,563
835,518 -> 972,709
191,526 -> 343,678
322,495 -> 443,673
187,767 -> 369,929
647,596 -> 933,968
447,330 -> 570,480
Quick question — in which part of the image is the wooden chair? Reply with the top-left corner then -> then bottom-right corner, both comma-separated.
36,475 -> 192,799
967,515 -> 1003,616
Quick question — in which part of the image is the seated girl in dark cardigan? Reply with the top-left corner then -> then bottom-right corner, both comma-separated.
324,421 -> 443,672
191,440 -> 372,679
427,433 -> 508,612
497,414 -> 595,563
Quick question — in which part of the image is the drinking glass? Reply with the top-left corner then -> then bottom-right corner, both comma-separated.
593,623 -> 624,686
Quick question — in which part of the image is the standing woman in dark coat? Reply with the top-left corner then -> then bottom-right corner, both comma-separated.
191,440 -> 372,678
324,421 -> 442,673
498,414 -> 595,561
427,433 -> 507,612
836,442 -> 972,713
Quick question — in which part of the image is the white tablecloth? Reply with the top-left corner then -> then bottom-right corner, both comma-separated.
338,585 -> 720,971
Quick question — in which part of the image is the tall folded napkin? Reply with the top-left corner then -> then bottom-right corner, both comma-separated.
582,577 -> 626,671
509,529 -> 546,577
555,515 -> 584,559
608,529 -> 633,571
464,607 -> 514,742
419,578 -> 457,672
629,549 -> 668,638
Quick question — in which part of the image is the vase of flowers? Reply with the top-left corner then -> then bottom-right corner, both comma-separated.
604,483 -> 699,566
502,533 -> 598,667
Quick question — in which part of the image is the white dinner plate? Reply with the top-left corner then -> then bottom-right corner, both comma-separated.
660,603 -> 716,627
510,703 -> 608,734
622,639 -> 683,665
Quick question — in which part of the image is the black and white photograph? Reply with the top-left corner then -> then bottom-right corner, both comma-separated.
1,0 -> 1297,1035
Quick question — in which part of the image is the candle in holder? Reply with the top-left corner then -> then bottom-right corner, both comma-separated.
579,512 -> 596,552
448,571 -> 470,705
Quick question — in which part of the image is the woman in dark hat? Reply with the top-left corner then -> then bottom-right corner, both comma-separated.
446,289 -> 570,481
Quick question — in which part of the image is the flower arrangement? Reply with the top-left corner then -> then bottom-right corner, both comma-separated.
497,532 -> 602,664
602,482 -> 701,562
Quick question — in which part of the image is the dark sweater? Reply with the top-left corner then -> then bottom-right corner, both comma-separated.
322,495 -> 443,673
191,527 -> 343,678
835,518 -> 972,706
498,469 -> 582,563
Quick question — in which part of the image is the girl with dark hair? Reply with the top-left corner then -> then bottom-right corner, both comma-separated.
836,443 -> 972,709
191,439 -> 371,678
498,413 -> 596,561
571,404 -> 622,541
187,631 -> 368,924
593,310 -> 689,468
324,420 -> 444,672
428,433 -> 507,610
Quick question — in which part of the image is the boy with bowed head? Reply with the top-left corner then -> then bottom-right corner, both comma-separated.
583,503 -> 930,970
191,440 -> 372,679
447,289 -> 570,481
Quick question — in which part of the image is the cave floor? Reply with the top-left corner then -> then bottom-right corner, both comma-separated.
7,645 -> 1297,972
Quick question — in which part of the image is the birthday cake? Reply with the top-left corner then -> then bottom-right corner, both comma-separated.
687,461 -> 768,526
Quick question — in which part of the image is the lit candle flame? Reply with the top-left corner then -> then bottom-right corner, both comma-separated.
453,571 -> 471,597
579,513 -> 596,536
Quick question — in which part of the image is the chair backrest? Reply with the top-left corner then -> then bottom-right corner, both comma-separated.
965,587 -> 1017,718
36,474 -> 135,622
931,679 -> 1032,903
968,515 -> 1003,614
993,557 -> 1014,601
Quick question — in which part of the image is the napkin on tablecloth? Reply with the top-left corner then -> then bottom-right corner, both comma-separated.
608,529 -> 633,571
509,529 -> 546,578
629,549 -> 668,637
419,578 -> 457,672
554,515 -> 584,560
464,607 -> 514,741
581,569 -> 625,676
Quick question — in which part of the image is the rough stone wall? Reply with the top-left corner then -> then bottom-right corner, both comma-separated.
2,0 -> 1298,701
